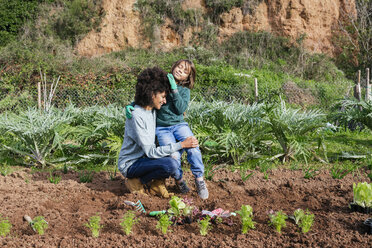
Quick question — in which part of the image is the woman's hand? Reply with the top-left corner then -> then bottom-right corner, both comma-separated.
181,136 -> 199,148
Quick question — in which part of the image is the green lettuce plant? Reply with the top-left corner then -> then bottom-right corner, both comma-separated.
120,211 -> 138,236
293,209 -> 305,225
84,213 -> 103,238
168,196 -> 193,223
0,214 -> 12,237
236,205 -> 256,234
156,214 -> 172,235
268,210 -> 287,233
298,210 -> 314,233
32,216 -> 48,235
353,182 -> 372,208
199,215 -> 212,236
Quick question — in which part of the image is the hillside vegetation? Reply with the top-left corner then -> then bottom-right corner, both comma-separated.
0,0 -> 370,113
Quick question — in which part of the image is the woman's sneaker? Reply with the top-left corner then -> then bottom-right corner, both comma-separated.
195,180 -> 209,199
177,180 -> 190,194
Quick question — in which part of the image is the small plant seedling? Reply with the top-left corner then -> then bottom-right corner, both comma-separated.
199,215 -> 212,236
32,216 -> 48,235
156,214 -> 172,234
62,163 -> 69,174
303,166 -> 319,179
0,163 -> 13,176
236,205 -> 256,234
298,210 -> 314,233
330,163 -> 353,179
79,170 -> 94,183
352,182 -> 372,208
120,211 -> 138,236
0,214 -> 12,237
293,209 -> 305,225
84,213 -> 103,238
48,172 -> 61,184
168,196 -> 193,223
268,210 -> 287,233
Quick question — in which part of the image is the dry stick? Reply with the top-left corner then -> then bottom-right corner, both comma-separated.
254,78 -> 258,102
354,70 -> 362,101
366,68 -> 370,101
37,81 -> 41,110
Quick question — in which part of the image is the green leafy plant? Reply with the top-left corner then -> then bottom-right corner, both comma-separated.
268,210 -> 288,233
199,215 -> 212,236
32,216 -> 48,235
330,162 -> 354,179
303,165 -> 320,179
156,214 -> 172,235
0,214 -> 12,237
79,170 -> 94,183
48,172 -> 61,184
120,211 -> 138,236
298,210 -> 314,233
0,163 -> 13,176
352,182 -> 372,208
84,213 -> 103,238
293,209 -> 305,225
236,205 -> 256,234
167,196 -> 193,223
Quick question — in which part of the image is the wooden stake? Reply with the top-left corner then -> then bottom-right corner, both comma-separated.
354,70 -> 361,101
366,68 -> 370,101
38,81 -> 41,110
254,78 -> 258,102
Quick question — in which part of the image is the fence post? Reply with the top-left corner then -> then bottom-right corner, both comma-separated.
38,81 -> 42,110
366,68 -> 370,101
254,78 -> 258,102
354,70 -> 361,101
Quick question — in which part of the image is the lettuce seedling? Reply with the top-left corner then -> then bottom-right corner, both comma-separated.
168,196 -> 193,223
156,214 -> 172,234
199,215 -> 212,236
32,216 -> 48,235
120,211 -> 138,236
268,210 -> 287,233
293,209 -> 305,225
0,215 -> 12,237
353,182 -> 372,208
298,210 -> 314,233
48,172 -> 61,184
236,205 -> 256,234
84,213 -> 103,238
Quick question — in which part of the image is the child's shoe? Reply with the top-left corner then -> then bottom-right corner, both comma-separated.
195,179 -> 209,200
177,180 -> 190,194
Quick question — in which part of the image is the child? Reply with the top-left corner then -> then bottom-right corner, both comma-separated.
126,60 -> 209,199
118,67 -> 198,198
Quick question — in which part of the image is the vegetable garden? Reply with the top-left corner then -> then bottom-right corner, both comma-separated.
0,99 -> 371,247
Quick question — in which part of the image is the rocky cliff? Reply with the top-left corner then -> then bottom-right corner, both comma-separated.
76,0 -> 356,57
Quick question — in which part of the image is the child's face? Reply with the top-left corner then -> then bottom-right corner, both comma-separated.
172,61 -> 190,82
152,91 -> 167,110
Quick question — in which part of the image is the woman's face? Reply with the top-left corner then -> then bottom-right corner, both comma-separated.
172,61 -> 190,82
152,91 -> 167,110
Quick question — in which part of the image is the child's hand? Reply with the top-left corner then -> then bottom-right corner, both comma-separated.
125,105 -> 134,119
167,73 -> 178,90
181,136 -> 199,148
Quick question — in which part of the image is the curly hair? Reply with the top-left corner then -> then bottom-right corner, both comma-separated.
171,59 -> 196,89
135,67 -> 170,107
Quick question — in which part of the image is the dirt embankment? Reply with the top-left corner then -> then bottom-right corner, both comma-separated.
0,168 -> 371,247
76,0 -> 356,57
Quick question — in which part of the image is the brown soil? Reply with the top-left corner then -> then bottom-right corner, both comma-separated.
0,168 -> 371,247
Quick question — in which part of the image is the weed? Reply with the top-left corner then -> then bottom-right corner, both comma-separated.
79,170 -> 94,183
199,215 -> 212,236
32,216 -> 48,235
330,162 -> 354,179
120,211 -> 138,236
0,214 -> 12,237
48,172 -> 61,184
84,213 -> 103,238
156,214 -> 172,235
62,163 -> 69,174
303,165 -> 320,179
268,210 -> 287,234
236,205 -> 256,234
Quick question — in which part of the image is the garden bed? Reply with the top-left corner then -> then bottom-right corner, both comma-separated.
0,168 -> 371,247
